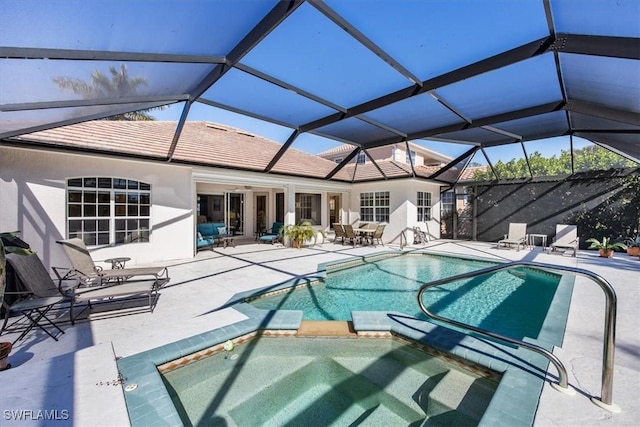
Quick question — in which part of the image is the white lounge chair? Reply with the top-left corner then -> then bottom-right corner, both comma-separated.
550,224 -> 579,257
497,223 -> 528,251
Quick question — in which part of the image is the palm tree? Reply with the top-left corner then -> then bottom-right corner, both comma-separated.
53,64 -> 166,121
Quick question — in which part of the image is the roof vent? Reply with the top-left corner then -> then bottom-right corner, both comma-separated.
237,132 -> 255,138
206,124 -> 228,131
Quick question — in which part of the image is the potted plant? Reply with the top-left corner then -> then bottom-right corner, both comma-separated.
585,237 -> 627,258
623,234 -> 640,257
279,222 -> 326,249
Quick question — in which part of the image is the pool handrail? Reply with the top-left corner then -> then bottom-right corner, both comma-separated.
417,260 -> 619,412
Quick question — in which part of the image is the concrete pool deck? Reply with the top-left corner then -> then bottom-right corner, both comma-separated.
1,240 -> 638,426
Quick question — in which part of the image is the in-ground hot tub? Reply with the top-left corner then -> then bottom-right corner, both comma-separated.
160,335 -> 500,426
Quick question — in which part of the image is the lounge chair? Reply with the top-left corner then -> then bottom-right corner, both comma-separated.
333,223 -> 346,245
497,223 -> 528,251
56,238 -> 169,287
550,224 -> 579,257
8,252 -> 161,326
3,253 -> 67,342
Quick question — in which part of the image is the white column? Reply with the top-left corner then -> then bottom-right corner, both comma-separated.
285,184 -> 296,226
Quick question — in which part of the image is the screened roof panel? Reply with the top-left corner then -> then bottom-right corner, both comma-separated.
561,53 -> 640,113
577,132 -> 640,162
551,0 -> 640,37
436,54 -> 563,121
200,68 -> 339,127
239,2 -> 410,108
315,117 -> 399,145
1,0 -> 638,178
0,101 -> 172,135
361,92 -> 464,135
433,127 -> 514,147
0,0 -> 276,55
0,59 -> 213,105
326,0 -> 549,80
491,111 -> 570,142
570,112 -> 640,131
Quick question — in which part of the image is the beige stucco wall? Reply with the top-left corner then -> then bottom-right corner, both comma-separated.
348,179 -> 441,245
0,146 -> 194,270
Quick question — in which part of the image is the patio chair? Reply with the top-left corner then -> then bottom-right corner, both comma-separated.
497,223 -> 528,251
3,253 -> 67,343
333,223 -> 346,245
550,224 -> 579,257
343,224 -> 360,246
56,238 -> 169,288
258,222 -> 283,244
370,224 -> 386,246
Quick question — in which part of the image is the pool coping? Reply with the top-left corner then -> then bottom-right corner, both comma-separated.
117,251 -> 575,427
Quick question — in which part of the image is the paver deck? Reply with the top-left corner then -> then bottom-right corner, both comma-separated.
0,239 -> 638,426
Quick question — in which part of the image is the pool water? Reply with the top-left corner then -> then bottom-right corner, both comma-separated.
161,336 -> 499,426
248,254 -> 561,341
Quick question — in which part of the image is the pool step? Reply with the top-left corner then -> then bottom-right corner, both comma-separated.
423,368 -> 497,424
296,320 -> 358,337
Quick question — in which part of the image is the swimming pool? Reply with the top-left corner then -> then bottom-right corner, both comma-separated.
161,335 -> 500,426
118,252 -> 574,426
248,253 -> 562,341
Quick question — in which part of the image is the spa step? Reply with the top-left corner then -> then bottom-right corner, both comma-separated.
296,320 -> 358,337
424,368 -> 497,423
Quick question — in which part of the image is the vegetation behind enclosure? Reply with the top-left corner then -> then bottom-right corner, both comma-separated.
464,169 -> 639,248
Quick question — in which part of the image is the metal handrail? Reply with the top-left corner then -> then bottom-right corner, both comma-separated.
417,260 -> 618,410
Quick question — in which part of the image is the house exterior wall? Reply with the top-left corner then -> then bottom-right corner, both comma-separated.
348,180 -> 441,245
0,146 -> 194,270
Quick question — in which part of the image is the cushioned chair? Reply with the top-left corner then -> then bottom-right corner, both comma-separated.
57,238 -> 169,288
3,253 -> 67,342
259,222 -> 283,244
550,224 -> 579,257
497,223 -> 528,251
197,232 -> 215,251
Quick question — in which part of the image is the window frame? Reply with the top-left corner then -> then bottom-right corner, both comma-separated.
359,191 -> 389,222
66,177 -> 151,246
417,191 -> 432,222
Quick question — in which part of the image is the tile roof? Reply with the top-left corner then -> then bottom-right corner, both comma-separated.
11,121 -> 353,181
9,120 -> 482,183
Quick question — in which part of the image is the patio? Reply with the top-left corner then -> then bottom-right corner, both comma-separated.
1,240 -> 638,426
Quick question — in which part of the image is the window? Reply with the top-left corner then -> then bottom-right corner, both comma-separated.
417,191 -> 432,221
406,149 -> 416,165
441,190 -> 454,216
360,191 -> 389,222
356,152 -> 366,164
67,177 -> 151,246
334,157 -> 343,164
295,193 -> 321,225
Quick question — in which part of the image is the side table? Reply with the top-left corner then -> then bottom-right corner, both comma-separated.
104,257 -> 131,269
527,234 -> 547,250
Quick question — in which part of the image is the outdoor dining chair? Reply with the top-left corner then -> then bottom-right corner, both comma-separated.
343,224 -> 360,246
332,223 -> 346,245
